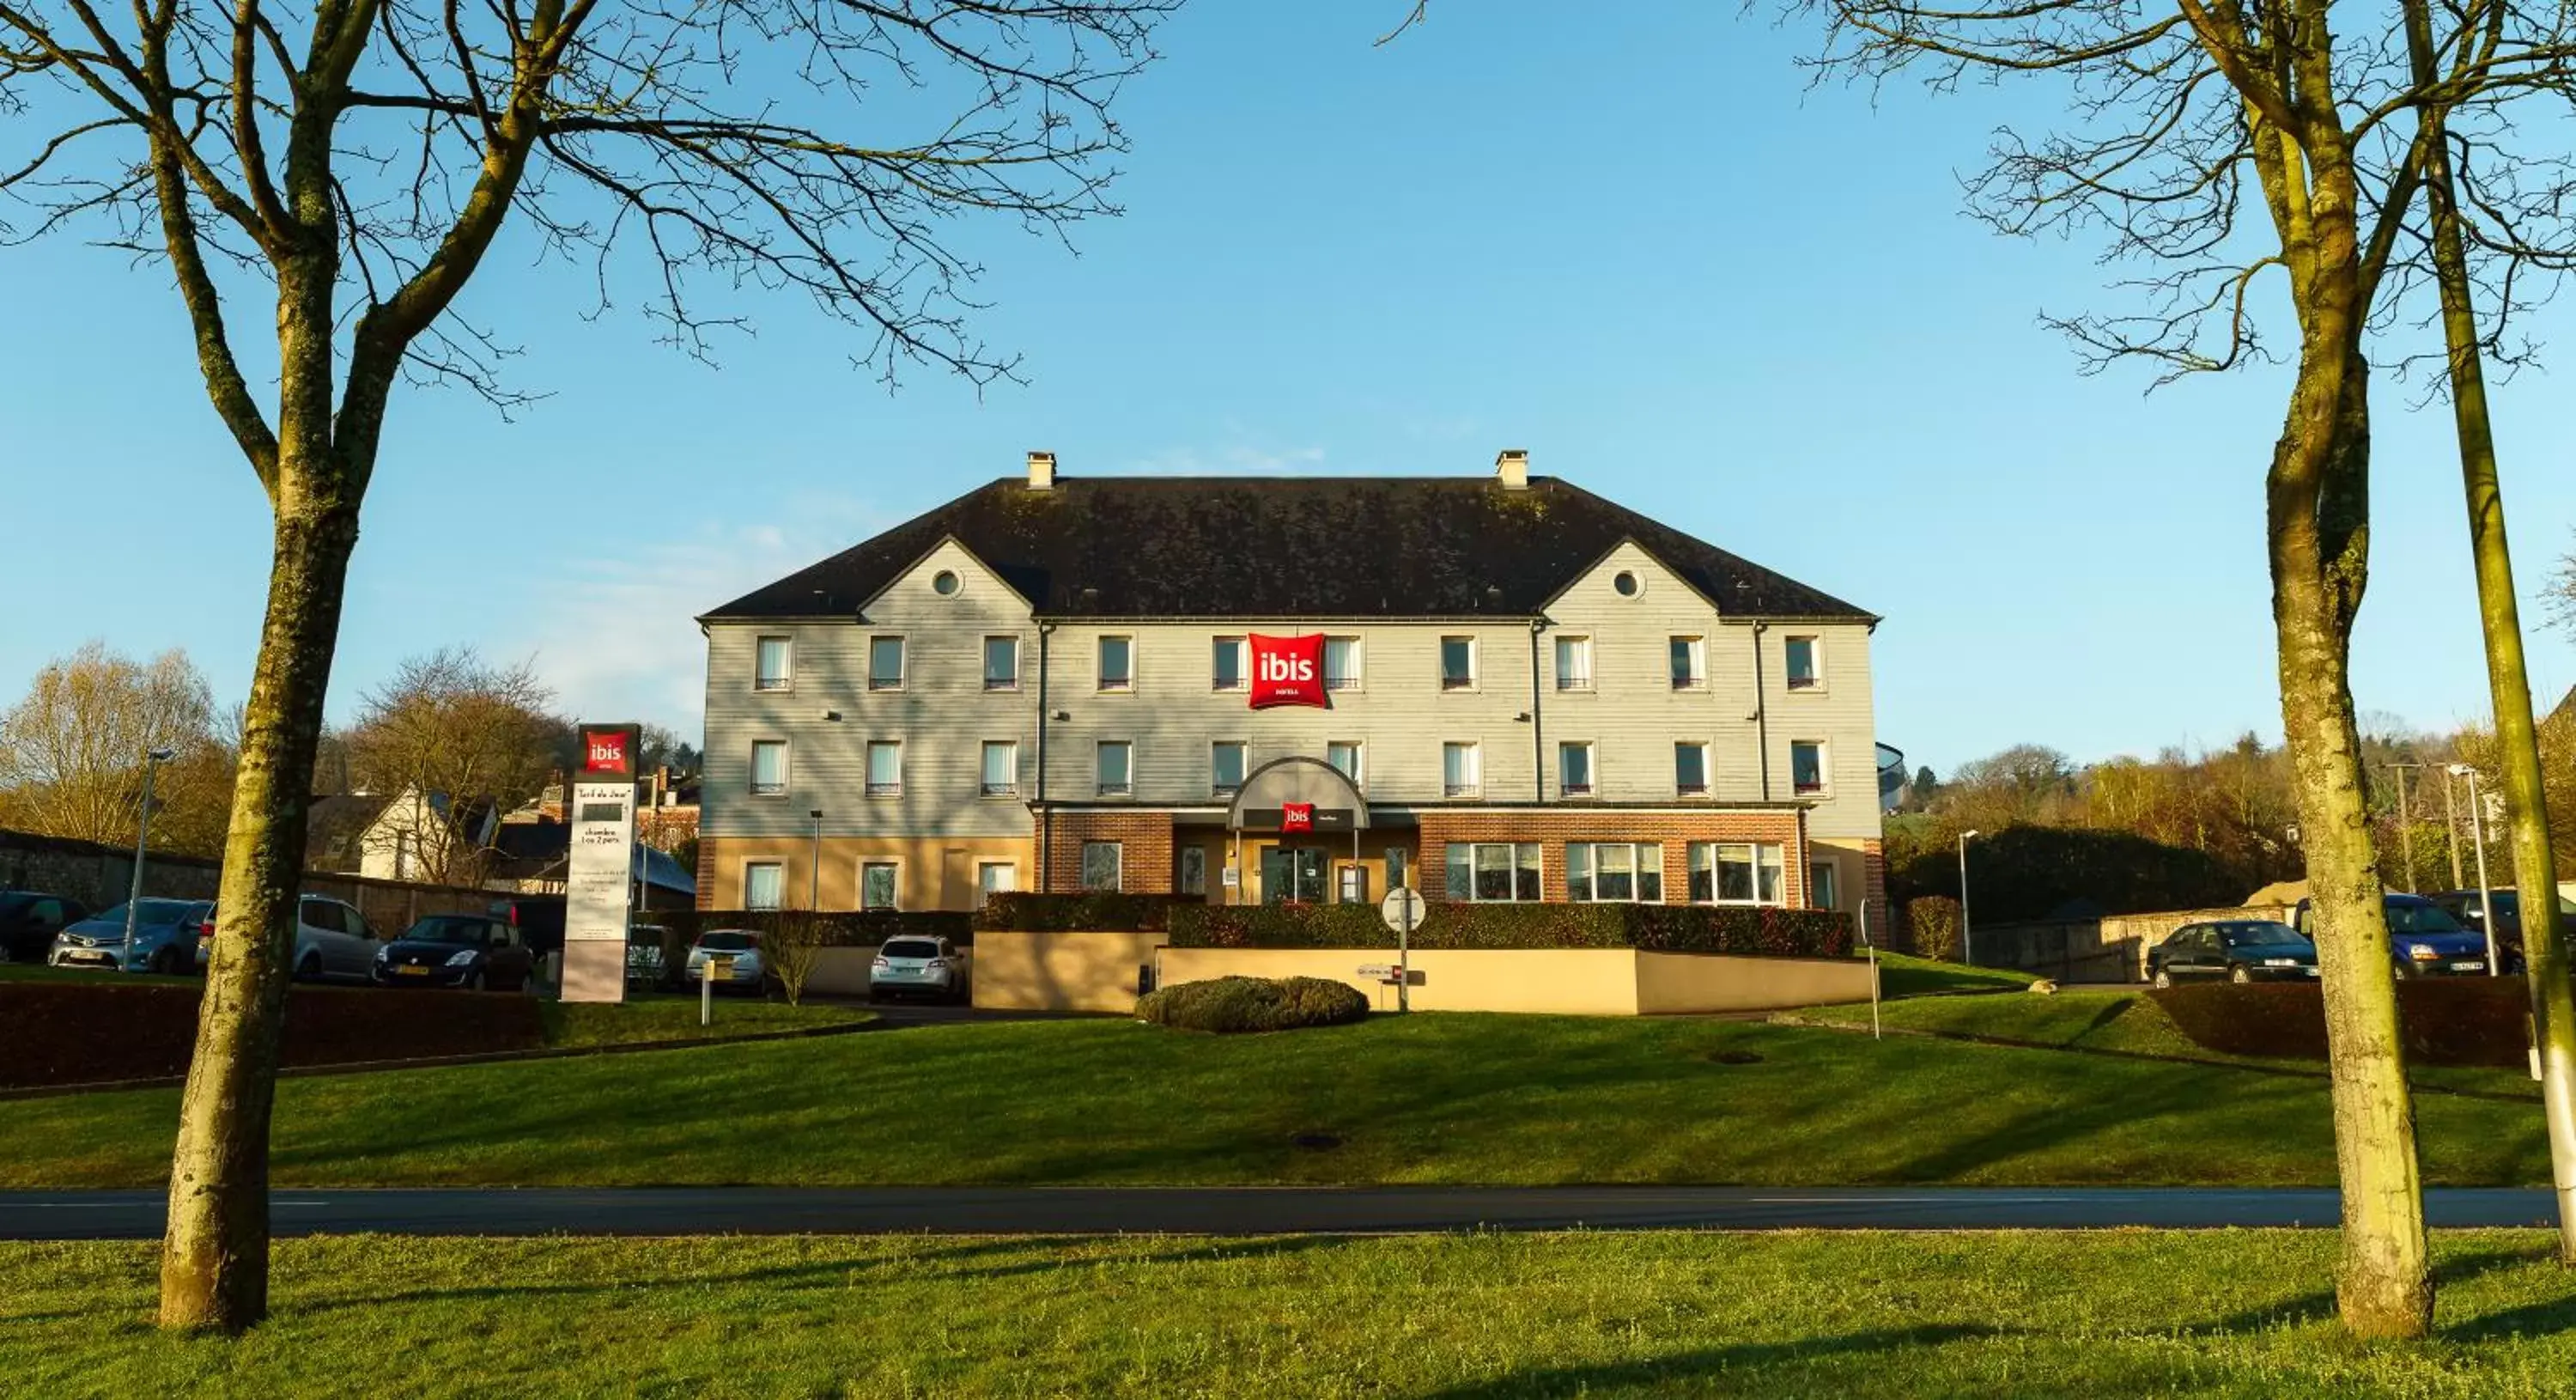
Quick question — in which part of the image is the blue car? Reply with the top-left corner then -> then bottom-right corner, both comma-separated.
2295,894 -> 2497,977
49,898 -> 213,975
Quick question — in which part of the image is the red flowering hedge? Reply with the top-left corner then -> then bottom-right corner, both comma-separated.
2150,978 -> 2531,1068
0,980 -> 547,1089
1169,902 -> 1852,958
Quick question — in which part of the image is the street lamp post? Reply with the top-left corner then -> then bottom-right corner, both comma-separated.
2388,762 -> 2420,894
808,808 -> 825,910
2447,765 -> 2502,977
1958,829 -> 1981,967
122,746 -> 176,971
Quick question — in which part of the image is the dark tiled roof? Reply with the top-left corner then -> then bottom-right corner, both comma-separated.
702,476 -> 1873,622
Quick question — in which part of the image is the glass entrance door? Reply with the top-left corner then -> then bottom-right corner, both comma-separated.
1260,846 -> 1327,904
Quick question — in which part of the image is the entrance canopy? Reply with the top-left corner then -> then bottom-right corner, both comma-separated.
1226,756 -> 1370,832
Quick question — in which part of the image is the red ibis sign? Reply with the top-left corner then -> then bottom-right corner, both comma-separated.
580,726 -> 635,776
1281,801 -> 1315,834
1249,633 -> 1327,710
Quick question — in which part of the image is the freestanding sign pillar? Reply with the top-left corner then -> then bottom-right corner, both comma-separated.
562,722 -> 641,1004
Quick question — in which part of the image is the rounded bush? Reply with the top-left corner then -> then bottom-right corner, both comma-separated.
1135,976 -> 1370,1034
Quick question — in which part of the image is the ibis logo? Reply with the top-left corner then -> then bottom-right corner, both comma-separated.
580,727 -> 631,776
1281,802 -> 1315,834
1249,633 -> 1327,710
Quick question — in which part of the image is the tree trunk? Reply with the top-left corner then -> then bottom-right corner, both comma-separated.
2270,337 -> 2433,1337
156,490 -> 357,1333
2417,111 -> 2576,1261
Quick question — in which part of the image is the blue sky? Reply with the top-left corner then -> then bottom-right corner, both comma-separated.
4,1 -> 2572,777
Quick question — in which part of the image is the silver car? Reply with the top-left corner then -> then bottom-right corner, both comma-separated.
870,935 -> 969,1004
683,929 -> 766,992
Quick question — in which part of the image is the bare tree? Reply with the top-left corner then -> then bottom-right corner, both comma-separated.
2,0 -> 1172,1332
1783,0 -> 2576,1337
343,648 -> 559,885
0,642 -> 233,855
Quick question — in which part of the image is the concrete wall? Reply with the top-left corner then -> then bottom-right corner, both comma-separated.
1157,945 -> 1874,1016
0,826 -> 501,936
972,929 -> 1162,1012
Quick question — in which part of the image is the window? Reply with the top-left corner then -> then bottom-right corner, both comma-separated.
1445,842 -> 1542,902
1387,847 -> 1409,894
1675,742 -> 1710,796
744,862 -> 784,910
1440,636 -> 1476,691
1554,636 -> 1593,691
1810,861 -> 1840,911
984,636 -> 1020,691
1690,843 -> 1786,905
1785,636 -> 1821,691
750,740 -> 787,796
1338,865 -> 1370,904
1791,740 -> 1827,794
1212,637 -> 1246,691
1096,740 -> 1133,797
981,741 -> 1018,797
1097,636 -> 1133,691
1324,636 -> 1363,691
754,636 -> 793,691
975,862 -> 1017,908
1613,569 -> 1643,597
868,636 -> 905,691
1558,741 -> 1594,797
1669,636 -> 1705,689
1569,843 -> 1665,903
860,861 -> 899,910
866,740 -> 902,796
1327,741 -> 1364,786
1178,847 -> 1207,897
1212,741 -> 1248,795
1443,741 -> 1481,798
1081,841 -> 1123,892
932,569 -> 963,597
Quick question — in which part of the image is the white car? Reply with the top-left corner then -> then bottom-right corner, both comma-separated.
871,936 -> 969,1004
191,895 -> 380,981
684,929 -> 766,992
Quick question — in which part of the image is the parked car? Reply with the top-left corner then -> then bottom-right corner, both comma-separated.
2294,893 -> 2496,977
373,913 -> 536,991
0,891 -> 88,963
2148,920 -> 2318,987
628,923 -> 671,989
49,899 -> 212,974
683,929 -> 765,992
2429,888 -> 2572,968
870,935 -> 970,1003
489,894 -> 566,959
191,894 -> 382,981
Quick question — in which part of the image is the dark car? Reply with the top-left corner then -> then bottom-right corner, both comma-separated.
2295,894 -> 2496,977
2150,920 -> 2319,987
2429,889 -> 2571,969
0,891 -> 88,963
372,913 -> 536,991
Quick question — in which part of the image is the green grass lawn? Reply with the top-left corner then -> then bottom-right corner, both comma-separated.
538,994 -> 871,1049
7,1231 -> 2576,1397
0,1012 -> 2551,1189
1795,989 -> 2542,1099
1864,952 -> 2037,998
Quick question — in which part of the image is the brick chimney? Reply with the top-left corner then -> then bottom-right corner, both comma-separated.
1027,450 -> 1057,490
1496,448 -> 1529,490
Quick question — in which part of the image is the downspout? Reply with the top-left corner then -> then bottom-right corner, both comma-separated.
1528,618 -> 1548,803
1751,622 -> 1771,801
1036,622 -> 1054,892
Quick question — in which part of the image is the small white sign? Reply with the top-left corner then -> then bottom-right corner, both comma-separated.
1379,886 -> 1426,936
1356,964 -> 1397,979
1222,867 -> 1242,888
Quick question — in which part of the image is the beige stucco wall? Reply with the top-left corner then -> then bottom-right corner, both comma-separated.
972,929 -> 1163,1012
1155,947 -> 1643,1015
1631,951 -> 1876,1013
700,834 -> 1034,911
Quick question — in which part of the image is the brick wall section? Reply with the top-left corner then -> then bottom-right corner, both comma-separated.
1862,837 -> 1887,922
1415,810 -> 1808,906
696,842 -> 717,911
1043,811 -> 1176,893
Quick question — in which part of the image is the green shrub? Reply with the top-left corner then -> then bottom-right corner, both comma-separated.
1906,897 -> 1962,961
1165,901 -> 1850,958
973,892 -> 1194,934
661,909 -> 972,950
2151,979 -> 2531,1068
1134,976 -> 1370,1033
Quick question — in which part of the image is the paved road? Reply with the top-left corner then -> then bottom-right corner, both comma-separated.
1,1187 -> 2556,1241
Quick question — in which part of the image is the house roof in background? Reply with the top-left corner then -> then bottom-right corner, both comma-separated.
702,475 -> 1874,623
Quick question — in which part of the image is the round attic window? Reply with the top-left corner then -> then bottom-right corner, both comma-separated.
1613,570 -> 1643,598
932,570 -> 963,597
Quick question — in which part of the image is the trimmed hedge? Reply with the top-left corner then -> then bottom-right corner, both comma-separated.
973,892 -> 1196,934
1134,976 -> 1370,1033
0,981 -> 547,1089
1166,901 -> 1852,958
2151,979 -> 2531,1068
659,909 -> 974,949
